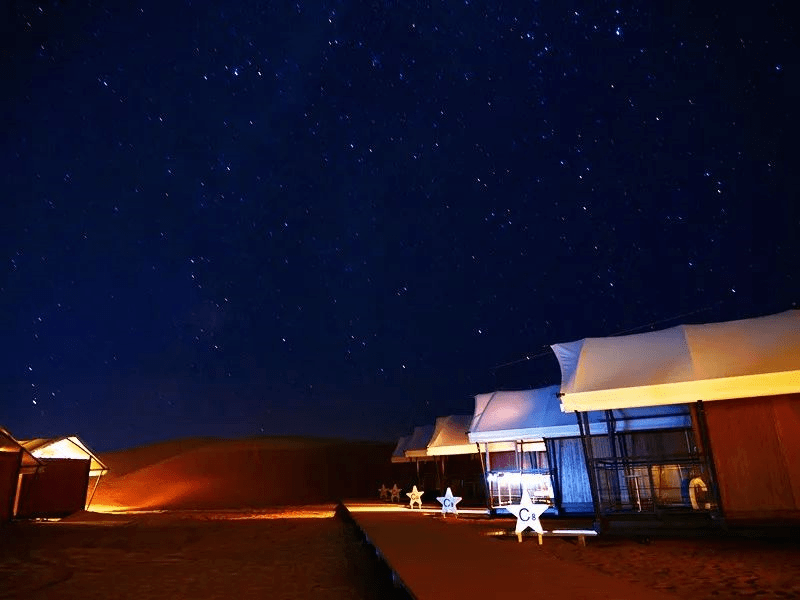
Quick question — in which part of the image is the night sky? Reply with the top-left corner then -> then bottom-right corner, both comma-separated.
2,1 -> 797,451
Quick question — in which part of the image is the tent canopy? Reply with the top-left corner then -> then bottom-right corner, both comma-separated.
403,425 -> 436,459
468,386 -> 579,443
391,435 -> 412,463
427,415 -> 478,456
20,437 -> 108,477
552,310 -> 800,412
469,388 -> 691,443
469,392 -> 521,451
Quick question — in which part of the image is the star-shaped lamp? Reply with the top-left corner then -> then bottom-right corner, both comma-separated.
505,488 -> 549,542
406,485 -> 424,509
390,484 -> 401,502
436,487 -> 462,517
378,484 -> 389,500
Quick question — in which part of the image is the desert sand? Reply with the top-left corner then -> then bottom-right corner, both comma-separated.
2,436 -> 799,599
466,515 -> 800,599
0,507 -> 409,600
540,531 -> 800,599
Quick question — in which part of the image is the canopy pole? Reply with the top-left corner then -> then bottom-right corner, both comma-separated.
545,438 -> 563,516
694,400 -> 725,524
86,473 -> 103,510
576,411 -> 603,528
477,442 -> 492,513
11,451 -> 23,518
605,410 -> 623,510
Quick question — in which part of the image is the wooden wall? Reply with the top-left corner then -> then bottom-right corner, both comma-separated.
704,393 -> 800,522
0,451 -> 21,521
546,437 -> 593,514
16,458 -> 90,518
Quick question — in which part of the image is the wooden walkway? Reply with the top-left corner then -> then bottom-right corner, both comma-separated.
342,502 -> 679,600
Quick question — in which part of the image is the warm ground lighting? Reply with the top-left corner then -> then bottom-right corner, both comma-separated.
85,505 -> 337,519
344,501 -> 489,515
89,502 -> 487,518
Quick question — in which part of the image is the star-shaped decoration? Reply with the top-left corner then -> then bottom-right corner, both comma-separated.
390,484 -> 401,502
436,487 -> 462,516
378,484 -> 389,500
406,485 -> 424,509
505,489 -> 549,541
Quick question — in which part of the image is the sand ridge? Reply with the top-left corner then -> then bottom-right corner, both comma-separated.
91,436 -> 394,511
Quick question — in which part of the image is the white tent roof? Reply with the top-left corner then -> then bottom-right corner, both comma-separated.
391,435 -> 412,463
469,386 -> 581,443
469,393 -> 517,450
20,436 -> 108,477
468,387 -> 691,445
404,425 -> 436,459
426,415 -> 478,456
552,309 -> 800,412
470,392 -> 495,435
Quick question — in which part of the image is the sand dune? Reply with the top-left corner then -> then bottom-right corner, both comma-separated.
92,436 -> 394,511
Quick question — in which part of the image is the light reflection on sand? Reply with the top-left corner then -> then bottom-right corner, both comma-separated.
344,502 -> 489,515
86,505 -> 337,519
85,502 -> 488,521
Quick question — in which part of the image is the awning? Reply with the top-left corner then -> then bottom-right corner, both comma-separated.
469,387 -> 692,441
469,386 -> 581,443
552,310 -> 800,412
404,425 -> 436,459
426,415 -> 478,456
391,435 -> 412,463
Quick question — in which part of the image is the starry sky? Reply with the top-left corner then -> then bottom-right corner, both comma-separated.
1,0 -> 797,451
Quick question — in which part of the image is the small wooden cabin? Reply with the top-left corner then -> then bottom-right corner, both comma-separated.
16,436 -> 108,518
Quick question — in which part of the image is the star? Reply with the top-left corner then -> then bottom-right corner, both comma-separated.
406,485 -> 424,509
505,489 -> 549,541
378,484 -> 389,500
436,487 -> 462,516
390,484 -> 401,502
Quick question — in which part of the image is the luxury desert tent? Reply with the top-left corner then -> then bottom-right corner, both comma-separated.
468,386 -> 596,515
466,385 -> 692,517
425,414 -> 484,502
552,309 -> 800,528
16,436 -> 108,518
